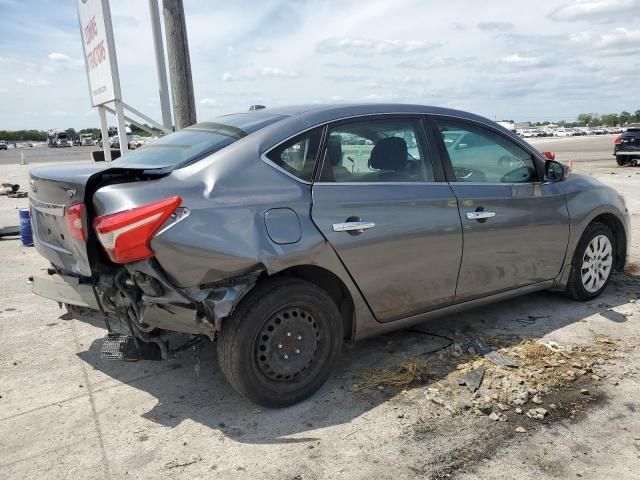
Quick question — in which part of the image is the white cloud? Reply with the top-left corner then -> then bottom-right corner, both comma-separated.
550,0 -> 640,22
256,67 -> 300,79
0,88 -> 9,93
570,28 -> 640,53
200,98 -> 217,107
477,21 -> 514,31
223,67 -> 301,81
46,52 -> 83,70
16,78 -> 50,87
397,56 -> 475,69
499,54 -> 558,68
316,37 -> 440,56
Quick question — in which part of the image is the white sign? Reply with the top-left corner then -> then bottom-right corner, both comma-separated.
76,0 -> 118,106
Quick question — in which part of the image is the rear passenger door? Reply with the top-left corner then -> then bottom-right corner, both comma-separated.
431,116 -> 570,302
310,116 -> 463,322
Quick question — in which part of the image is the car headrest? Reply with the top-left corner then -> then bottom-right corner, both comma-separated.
369,137 -> 408,171
327,135 -> 343,166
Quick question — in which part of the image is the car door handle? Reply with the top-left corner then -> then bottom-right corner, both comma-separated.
332,221 -> 376,232
466,211 -> 496,220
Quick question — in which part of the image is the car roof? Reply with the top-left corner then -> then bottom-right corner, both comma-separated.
259,103 -> 484,119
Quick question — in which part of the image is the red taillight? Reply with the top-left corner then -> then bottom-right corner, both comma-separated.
615,136 -> 622,144
542,151 -> 555,160
66,203 -> 86,241
93,196 -> 182,264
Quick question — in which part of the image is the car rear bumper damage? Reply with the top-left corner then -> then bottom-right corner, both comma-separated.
32,260 -> 260,355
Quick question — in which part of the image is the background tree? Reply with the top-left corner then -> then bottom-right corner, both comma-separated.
619,111 -> 631,125
577,113 -> 593,126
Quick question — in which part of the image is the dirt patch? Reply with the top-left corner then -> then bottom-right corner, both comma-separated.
625,262 -> 640,277
413,378 -> 607,480
357,336 -> 621,477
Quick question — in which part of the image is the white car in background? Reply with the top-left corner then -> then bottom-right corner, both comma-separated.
554,128 -> 573,137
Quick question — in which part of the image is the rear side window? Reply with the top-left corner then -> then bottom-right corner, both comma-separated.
319,118 -> 433,183
266,127 -> 324,182
115,112 -> 286,169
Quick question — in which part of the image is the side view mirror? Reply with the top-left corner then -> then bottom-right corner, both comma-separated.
546,160 -> 570,182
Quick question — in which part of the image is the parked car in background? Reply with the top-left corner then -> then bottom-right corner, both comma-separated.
0,141 -> 7,150
614,125 -> 640,166
29,104 -> 630,407
554,128 -> 573,137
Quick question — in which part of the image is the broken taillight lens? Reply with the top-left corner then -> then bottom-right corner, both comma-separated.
93,196 -> 182,264
66,203 -> 86,241
614,136 -> 622,144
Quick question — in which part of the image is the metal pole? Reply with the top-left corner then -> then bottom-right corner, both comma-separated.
114,99 -> 129,154
98,106 -> 112,162
149,0 -> 172,131
162,0 -> 196,130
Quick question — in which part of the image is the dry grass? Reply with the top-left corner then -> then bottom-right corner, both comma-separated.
624,262 -> 640,277
358,358 -> 431,390
520,341 -> 552,360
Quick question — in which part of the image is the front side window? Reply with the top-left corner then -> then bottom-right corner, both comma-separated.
320,118 -> 433,183
436,119 -> 539,183
266,127 -> 323,182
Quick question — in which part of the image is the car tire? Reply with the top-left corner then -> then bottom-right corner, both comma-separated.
217,277 -> 343,408
566,222 -> 615,301
616,156 -> 629,166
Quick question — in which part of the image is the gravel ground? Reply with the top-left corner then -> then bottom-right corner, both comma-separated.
0,135 -> 638,480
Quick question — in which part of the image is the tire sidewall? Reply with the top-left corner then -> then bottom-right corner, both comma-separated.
218,279 -> 343,408
570,223 -> 615,300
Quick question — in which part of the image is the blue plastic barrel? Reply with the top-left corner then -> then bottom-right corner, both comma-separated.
19,208 -> 34,246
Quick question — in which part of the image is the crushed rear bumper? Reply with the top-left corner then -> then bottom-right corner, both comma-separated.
31,270 -> 99,309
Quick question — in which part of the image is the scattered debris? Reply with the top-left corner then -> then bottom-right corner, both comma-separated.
0,226 -> 20,238
0,183 -> 19,195
469,338 -> 518,367
580,389 -> 590,395
515,426 -> 527,433
531,394 -> 544,404
526,408 -> 548,420
458,366 -> 485,392
488,412 -> 500,421
165,456 -> 203,470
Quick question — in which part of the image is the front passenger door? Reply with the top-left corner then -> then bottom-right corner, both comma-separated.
433,117 -> 570,302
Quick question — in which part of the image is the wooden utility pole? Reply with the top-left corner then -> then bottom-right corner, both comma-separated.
162,0 -> 196,129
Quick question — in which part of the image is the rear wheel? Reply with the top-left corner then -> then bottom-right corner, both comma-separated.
217,277 -> 343,408
566,222 -> 615,301
616,155 -> 629,166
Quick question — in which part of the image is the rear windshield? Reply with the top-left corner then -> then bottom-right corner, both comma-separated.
115,111 -> 286,168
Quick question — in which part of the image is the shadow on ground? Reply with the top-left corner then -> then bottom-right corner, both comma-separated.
75,272 -> 639,445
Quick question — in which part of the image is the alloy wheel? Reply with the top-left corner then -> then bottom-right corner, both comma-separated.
580,234 -> 613,293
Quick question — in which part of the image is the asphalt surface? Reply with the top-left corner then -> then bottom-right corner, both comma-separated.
0,146 -> 95,165
0,134 -> 638,480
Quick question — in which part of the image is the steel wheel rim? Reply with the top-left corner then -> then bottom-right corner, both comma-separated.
253,305 -> 323,384
581,234 -> 613,293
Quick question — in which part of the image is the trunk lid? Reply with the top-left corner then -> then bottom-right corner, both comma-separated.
29,163 -> 168,276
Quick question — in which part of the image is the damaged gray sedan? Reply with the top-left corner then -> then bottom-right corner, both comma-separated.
30,104 -> 630,407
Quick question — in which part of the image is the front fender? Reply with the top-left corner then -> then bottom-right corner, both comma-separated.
552,174 -> 630,290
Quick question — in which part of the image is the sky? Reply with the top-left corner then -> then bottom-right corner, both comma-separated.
0,0 -> 639,130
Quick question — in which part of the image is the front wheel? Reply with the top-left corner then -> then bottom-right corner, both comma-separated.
566,222 -> 615,301
217,277 -> 343,408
